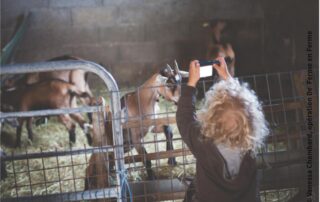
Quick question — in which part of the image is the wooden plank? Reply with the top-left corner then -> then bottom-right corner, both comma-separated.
265,132 -> 304,143
121,101 -> 304,129
124,148 -> 192,164
263,101 -> 302,113
122,116 -> 176,129
122,147 -> 304,170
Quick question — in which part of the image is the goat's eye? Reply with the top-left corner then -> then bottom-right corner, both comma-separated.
166,77 -> 175,85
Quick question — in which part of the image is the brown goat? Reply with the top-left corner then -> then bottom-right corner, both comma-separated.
85,99 -> 113,191
85,62 -> 188,188
3,55 -> 93,122
194,21 -> 237,99
0,147 -> 7,181
1,79 -> 93,147
206,21 -> 236,76
121,63 -> 187,179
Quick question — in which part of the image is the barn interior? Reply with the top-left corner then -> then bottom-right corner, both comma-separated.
0,0 -> 319,202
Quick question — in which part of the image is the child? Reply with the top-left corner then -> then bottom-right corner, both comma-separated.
176,57 -> 268,202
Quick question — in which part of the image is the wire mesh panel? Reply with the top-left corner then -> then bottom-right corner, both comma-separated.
0,61 -> 125,202
1,68 -> 318,202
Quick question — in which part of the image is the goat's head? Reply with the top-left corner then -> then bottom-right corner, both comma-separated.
88,96 -> 113,146
207,21 -> 236,76
0,85 -> 19,112
156,60 -> 189,104
207,43 -> 235,76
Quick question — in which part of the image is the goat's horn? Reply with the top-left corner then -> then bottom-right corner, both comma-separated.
179,71 -> 189,78
166,64 -> 173,71
173,60 -> 180,74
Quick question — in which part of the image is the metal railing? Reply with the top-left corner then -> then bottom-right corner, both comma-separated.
0,60 -> 125,202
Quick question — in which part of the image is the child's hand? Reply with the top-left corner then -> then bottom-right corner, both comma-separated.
187,60 -> 200,87
213,56 -> 231,80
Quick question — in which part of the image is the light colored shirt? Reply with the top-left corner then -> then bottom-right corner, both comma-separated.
217,144 -> 244,179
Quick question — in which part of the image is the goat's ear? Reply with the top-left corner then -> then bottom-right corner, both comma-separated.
166,64 -> 173,72
97,96 -> 106,106
173,60 -> 179,74
172,59 -> 189,78
156,75 -> 168,84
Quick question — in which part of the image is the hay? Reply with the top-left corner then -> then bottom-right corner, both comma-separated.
0,98 -> 196,199
1,118 -> 91,198
260,188 -> 299,202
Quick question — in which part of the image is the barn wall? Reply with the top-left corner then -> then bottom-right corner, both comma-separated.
1,0 -> 264,87
1,0 -> 318,87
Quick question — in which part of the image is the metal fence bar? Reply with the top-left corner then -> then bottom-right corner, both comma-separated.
0,60 -> 125,202
1,187 -> 119,202
1,146 -> 114,161
0,106 -> 103,119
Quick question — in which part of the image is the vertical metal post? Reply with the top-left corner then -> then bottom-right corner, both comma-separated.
110,90 -> 126,202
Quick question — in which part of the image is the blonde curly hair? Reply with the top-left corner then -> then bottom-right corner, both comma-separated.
198,78 -> 268,154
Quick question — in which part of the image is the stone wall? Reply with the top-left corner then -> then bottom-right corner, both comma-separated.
1,0 -> 317,87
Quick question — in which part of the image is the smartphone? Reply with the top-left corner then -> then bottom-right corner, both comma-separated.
199,60 -> 220,78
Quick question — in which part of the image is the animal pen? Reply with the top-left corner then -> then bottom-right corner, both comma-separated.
0,60 -> 318,202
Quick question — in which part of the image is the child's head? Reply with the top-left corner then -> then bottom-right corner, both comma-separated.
200,95 -> 252,149
199,79 -> 268,153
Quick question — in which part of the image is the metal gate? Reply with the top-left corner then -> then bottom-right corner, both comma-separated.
0,60 -> 126,201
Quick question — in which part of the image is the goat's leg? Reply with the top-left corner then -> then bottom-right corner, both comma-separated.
134,144 -> 156,180
58,115 -> 77,146
70,113 -> 92,145
163,125 -> 177,166
87,112 -> 93,124
151,125 -> 177,166
35,116 -> 48,126
26,117 -> 34,141
16,118 -> 24,147
0,149 -> 7,180
80,87 -> 93,124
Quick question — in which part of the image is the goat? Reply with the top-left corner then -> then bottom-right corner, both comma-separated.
0,146 -> 7,181
206,21 -> 236,75
3,55 -> 93,123
87,62 -> 187,183
120,62 -> 187,179
1,79 -> 93,147
85,99 -> 113,191
195,21 -> 237,100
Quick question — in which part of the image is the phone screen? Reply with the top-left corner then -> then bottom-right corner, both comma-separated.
200,65 -> 213,78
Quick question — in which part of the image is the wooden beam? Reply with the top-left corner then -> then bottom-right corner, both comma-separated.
122,116 -> 176,129
122,146 -> 304,170
263,101 -> 302,113
265,132 -> 304,143
121,101 -> 304,129
124,148 -> 192,164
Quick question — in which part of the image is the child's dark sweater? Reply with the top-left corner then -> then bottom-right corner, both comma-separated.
176,85 -> 258,202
